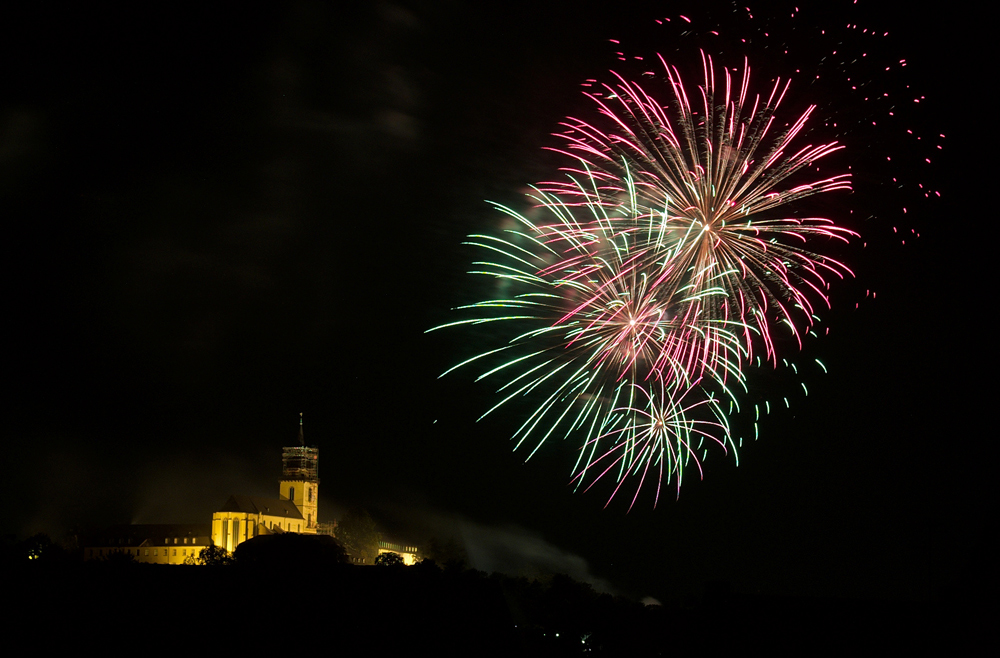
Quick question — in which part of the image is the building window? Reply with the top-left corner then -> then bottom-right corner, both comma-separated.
144,549 -> 149,556
173,549 -> 177,556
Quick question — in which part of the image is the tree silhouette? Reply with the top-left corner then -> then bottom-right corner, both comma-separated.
425,535 -> 468,571
374,551 -> 404,567
335,508 -> 381,564
198,543 -> 235,566
103,548 -> 138,565
19,533 -> 67,563
234,533 -> 348,567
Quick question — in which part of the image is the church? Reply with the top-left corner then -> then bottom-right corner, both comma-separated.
211,442 -> 320,552
84,416 -> 419,565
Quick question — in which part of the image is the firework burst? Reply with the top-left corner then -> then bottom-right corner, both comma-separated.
572,375 -> 731,510
546,52 -> 856,362
430,168 -> 746,503
432,3 -> 939,506
433,54 -> 856,505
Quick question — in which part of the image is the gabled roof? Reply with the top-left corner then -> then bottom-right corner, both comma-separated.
82,523 -> 212,547
217,495 -> 304,520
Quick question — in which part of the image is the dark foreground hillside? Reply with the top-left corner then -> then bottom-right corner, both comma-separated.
5,558 -> 981,657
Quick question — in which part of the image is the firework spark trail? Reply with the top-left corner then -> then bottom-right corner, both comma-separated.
429,167 -> 747,500
571,376 -> 731,511
431,52 -> 857,505
545,53 -> 856,363
428,4 -> 938,503
528,174 -> 743,386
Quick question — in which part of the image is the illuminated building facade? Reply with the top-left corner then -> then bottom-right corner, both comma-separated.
211,494 -> 308,552
212,414 -> 320,552
83,524 -> 211,564
279,444 -> 319,533
378,540 -> 420,566
84,416 -> 419,564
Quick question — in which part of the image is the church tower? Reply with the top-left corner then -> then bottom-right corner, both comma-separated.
279,413 -> 319,533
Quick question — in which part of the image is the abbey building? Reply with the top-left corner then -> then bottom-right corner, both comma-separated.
83,416 -> 418,564
211,444 -> 319,552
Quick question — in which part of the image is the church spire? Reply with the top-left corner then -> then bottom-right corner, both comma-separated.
282,412 -> 319,533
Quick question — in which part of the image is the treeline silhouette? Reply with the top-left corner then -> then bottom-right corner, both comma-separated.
3,532 -> 978,656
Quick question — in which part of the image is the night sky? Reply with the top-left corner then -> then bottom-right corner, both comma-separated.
3,1 -> 984,603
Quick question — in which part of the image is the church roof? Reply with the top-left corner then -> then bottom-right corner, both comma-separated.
217,495 -> 304,520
